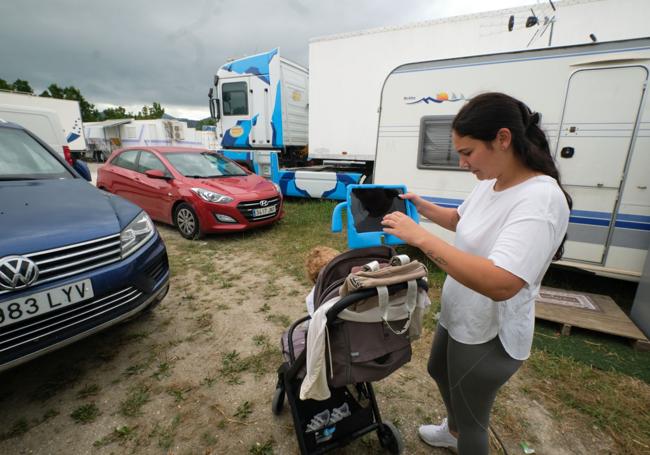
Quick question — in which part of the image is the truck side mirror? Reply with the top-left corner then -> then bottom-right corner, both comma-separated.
209,98 -> 221,121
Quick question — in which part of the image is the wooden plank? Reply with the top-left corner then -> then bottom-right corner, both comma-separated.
535,287 -> 649,342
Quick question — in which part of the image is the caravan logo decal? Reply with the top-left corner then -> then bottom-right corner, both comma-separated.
406,92 -> 465,105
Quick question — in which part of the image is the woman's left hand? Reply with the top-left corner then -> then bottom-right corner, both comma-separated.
381,211 -> 427,246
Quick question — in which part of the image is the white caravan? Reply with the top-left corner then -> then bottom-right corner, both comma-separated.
84,119 -> 215,160
374,37 -> 650,280
0,90 -> 87,157
310,0 -> 650,169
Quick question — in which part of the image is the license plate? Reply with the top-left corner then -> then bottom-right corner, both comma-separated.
253,205 -> 276,217
0,279 -> 94,328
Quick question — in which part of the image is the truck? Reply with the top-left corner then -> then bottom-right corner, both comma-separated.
0,90 -> 87,158
374,37 -> 650,281
208,0 -> 649,200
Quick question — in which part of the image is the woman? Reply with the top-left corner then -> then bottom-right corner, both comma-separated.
381,92 -> 571,454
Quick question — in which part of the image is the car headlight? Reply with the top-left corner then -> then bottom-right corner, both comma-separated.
121,211 -> 155,258
191,187 -> 233,204
271,182 -> 282,195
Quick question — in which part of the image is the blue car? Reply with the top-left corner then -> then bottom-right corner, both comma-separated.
0,120 -> 170,372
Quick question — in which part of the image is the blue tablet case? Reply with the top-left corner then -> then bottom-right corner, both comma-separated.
331,184 -> 420,249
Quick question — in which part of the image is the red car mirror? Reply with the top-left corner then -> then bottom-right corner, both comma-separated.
145,169 -> 168,179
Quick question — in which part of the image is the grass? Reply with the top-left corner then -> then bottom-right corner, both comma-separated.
220,345 -> 283,385
70,403 -> 100,424
119,384 -> 151,417
93,425 -> 137,447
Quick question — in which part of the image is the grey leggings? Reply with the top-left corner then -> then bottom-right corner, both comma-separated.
428,324 -> 523,455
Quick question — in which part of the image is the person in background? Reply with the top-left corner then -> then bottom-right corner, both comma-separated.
381,92 -> 571,455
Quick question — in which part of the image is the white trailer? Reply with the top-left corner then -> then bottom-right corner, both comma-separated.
84,118 -> 214,160
0,90 -> 87,156
374,37 -> 650,281
309,0 -> 650,168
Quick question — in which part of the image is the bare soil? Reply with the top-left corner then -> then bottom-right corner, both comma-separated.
0,225 -> 624,454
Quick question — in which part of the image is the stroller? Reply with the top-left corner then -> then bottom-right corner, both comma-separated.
271,246 -> 428,454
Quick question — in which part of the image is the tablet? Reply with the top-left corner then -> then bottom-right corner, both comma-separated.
350,187 -> 407,233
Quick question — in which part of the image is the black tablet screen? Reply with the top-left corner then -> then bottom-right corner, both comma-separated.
350,187 -> 407,233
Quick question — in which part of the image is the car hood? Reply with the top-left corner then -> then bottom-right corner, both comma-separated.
0,179 -> 141,256
187,174 -> 278,197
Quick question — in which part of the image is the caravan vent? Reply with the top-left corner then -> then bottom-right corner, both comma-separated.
418,116 -> 458,169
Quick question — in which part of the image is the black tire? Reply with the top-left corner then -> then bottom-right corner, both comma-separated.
378,421 -> 403,454
174,202 -> 201,240
271,386 -> 285,415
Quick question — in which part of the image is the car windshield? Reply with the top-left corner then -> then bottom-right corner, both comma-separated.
165,152 -> 248,178
0,127 -> 71,180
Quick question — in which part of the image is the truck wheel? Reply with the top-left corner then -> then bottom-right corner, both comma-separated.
174,203 -> 201,240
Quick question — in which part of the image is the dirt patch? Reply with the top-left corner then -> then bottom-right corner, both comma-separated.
0,226 -> 626,454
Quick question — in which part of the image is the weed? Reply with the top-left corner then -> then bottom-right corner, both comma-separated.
70,403 -> 100,424
216,303 -> 231,311
156,414 -> 181,449
201,376 -> 217,387
201,431 -> 218,446
152,361 -> 173,380
220,350 -> 246,385
167,385 -> 193,402
41,409 -> 59,422
253,334 -> 270,347
0,418 -> 29,441
123,362 -> 149,377
77,384 -> 101,399
234,401 -> 253,419
218,277 -> 234,289
195,312 -> 213,329
249,438 -> 274,455
257,303 -> 271,313
266,313 -> 292,328
119,384 -> 150,417
93,425 -> 137,447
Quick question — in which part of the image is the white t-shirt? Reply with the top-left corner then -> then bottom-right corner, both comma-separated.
439,175 -> 570,360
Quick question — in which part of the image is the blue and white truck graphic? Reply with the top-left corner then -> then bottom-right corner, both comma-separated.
208,49 -> 364,200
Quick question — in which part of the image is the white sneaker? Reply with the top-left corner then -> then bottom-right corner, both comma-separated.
418,418 -> 458,452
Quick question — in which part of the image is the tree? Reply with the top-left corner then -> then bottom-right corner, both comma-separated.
0,78 -> 12,91
195,118 -> 216,130
135,101 -> 165,120
40,83 -> 100,122
101,106 -> 131,120
12,79 -> 33,94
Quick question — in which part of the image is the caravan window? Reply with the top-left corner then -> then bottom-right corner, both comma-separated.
222,82 -> 248,116
417,116 -> 461,170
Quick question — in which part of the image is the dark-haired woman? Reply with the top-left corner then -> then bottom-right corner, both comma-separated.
382,92 -> 571,455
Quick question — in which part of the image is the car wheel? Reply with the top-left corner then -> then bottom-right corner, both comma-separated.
174,203 -> 201,240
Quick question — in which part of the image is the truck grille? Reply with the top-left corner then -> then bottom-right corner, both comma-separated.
0,286 -> 144,365
237,197 -> 281,222
0,234 -> 122,296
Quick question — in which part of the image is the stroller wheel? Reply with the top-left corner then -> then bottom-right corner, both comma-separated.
271,386 -> 285,415
378,421 -> 404,454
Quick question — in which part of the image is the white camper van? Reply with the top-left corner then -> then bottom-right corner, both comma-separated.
0,91 -> 87,158
0,103 -> 72,163
374,37 -> 650,281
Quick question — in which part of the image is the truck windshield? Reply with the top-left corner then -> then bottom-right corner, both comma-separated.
0,127 -> 71,180
165,152 -> 248,178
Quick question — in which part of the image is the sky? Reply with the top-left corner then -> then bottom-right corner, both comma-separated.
1,0 -> 538,120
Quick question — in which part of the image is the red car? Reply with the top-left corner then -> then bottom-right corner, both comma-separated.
97,147 -> 284,239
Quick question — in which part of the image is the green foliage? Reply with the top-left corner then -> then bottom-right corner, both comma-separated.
136,101 -> 165,120
195,118 -> 216,130
70,403 -> 100,424
40,83 -> 100,122
0,78 -> 33,93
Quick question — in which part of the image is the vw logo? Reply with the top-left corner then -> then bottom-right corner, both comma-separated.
259,200 -> 269,207
0,256 -> 40,291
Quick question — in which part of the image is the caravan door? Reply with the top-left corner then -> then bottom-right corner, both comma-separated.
556,66 -> 648,264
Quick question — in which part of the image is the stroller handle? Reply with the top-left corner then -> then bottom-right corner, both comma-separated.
326,278 -> 428,325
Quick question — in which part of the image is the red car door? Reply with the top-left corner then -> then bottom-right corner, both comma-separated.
135,151 -> 176,224
107,150 -> 142,204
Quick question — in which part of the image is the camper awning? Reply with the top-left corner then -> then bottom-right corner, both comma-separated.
92,118 -> 134,128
